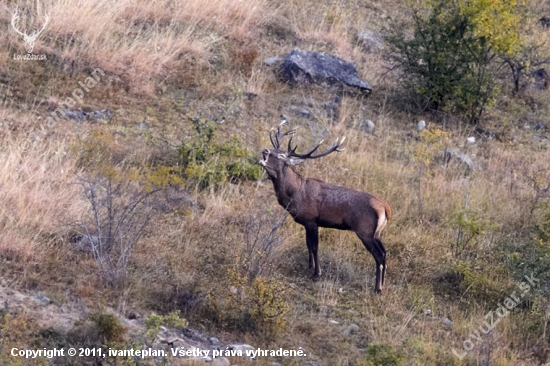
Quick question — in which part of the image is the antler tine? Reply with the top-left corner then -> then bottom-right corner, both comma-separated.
274,126 -> 296,149
269,129 -> 277,148
288,136 -> 346,159
269,126 -> 296,149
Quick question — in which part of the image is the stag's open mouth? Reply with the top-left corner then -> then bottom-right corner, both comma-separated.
259,149 -> 269,166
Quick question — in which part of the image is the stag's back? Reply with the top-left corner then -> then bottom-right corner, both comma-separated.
301,179 -> 383,233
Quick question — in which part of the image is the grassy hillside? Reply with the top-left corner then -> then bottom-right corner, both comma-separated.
1,0 -> 550,365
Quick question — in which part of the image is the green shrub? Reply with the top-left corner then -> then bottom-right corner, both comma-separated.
179,117 -> 262,188
90,313 -> 126,343
144,310 -> 187,342
385,0 -> 523,123
359,343 -> 404,366
452,210 -> 497,259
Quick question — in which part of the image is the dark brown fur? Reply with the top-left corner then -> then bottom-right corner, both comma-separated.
260,140 -> 391,293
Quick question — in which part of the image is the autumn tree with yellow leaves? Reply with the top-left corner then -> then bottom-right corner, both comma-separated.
386,0 -> 526,123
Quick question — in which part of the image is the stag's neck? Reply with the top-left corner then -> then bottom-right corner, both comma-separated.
272,166 -> 304,209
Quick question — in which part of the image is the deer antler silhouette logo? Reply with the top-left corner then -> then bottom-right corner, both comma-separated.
11,8 -> 49,54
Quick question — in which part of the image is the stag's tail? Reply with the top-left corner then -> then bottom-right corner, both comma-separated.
373,198 -> 391,240
383,201 -> 392,221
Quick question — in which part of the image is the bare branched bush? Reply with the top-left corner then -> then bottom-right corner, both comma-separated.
526,168 -> 550,223
70,174 -> 186,287
242,207 -> 287,280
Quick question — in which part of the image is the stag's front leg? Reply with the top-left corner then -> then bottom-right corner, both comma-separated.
305,224 -> 320,280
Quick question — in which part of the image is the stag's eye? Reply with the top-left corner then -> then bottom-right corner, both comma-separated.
277,153 -> 286,159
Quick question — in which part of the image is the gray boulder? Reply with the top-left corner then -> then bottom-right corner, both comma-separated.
278,49 -> 371,92
91,109 -> 112,123
64,110 -> 88,122
64,109 -> 111,123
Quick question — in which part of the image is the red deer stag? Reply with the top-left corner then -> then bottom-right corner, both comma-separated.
259,124 -> 391,292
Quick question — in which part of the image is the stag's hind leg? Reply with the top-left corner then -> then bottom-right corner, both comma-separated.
356,232 -> 386,293
375,238 -> 387,289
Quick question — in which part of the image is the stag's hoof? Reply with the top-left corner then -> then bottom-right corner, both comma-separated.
312,275 -> 321,282
374,288 -> 382,294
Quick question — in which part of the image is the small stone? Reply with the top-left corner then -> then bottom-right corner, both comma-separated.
417,120 -> 426,131
424,309 -> 432,316
363,119 -> 375,133
329,319 -> 339,324
444,149 -> 474,173
264,57 -> 282,66
356,31 -> 384,52
209,337 -> 222,346
172,339 -> 186,348
226,344 -> 255,359
534,122 -> 546,130
442,317 -> 453,328
212,357 -> 230,366
290,105 -> 312,119
167,337 -> 181,345
31,295 -> 50,306
343,323 -> 359,336
466,136 -> 476,144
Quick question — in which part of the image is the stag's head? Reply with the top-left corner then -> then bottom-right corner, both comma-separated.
11,9 -> 49,54
259,123 -> 345,180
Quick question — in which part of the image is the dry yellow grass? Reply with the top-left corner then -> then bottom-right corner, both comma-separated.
0,128 -> 83,279
1,0 -> 550,365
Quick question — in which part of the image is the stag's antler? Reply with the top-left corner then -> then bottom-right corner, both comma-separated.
269,121 -> 297,149
287,136 -> 346,160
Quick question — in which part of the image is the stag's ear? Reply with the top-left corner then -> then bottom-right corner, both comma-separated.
288,157 -> 305,165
